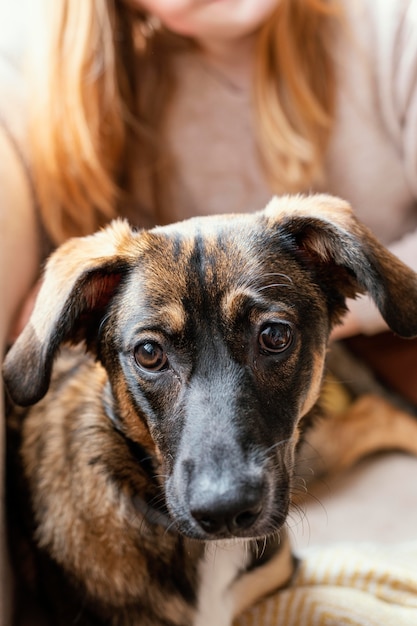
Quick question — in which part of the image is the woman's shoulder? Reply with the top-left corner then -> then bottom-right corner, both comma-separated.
0,4 -> 28,107
343,0 -> 416,48
338,0 -> 417,120
0,49 -> 48,260
344,0 -> 414,21
0,51 -> 27,147
325,0 -> 417,252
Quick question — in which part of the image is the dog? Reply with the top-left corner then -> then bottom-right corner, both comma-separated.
4,194 -> 417,626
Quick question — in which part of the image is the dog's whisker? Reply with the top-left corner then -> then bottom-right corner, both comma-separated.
163,519 -> 178,537
147,494 -> 166,508
264,514 -> 287,537
303,490 -> 328,518
245,271 -> 294,294
258,536 -> 268,560
129,500 -> 154,536
293,476 -> 308,494
264,438 -> 292,455
152,473 -> 169,481
286,503 -> 312,544
257,283 -> 293,292
290,477 -> 329,523
252,437 -> 291,466
262,272 -> 294,283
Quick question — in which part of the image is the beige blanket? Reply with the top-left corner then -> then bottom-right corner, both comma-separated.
236,542 -> 417,625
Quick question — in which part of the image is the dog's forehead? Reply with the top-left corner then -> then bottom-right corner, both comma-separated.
117,213 -> 315,333
137,213 -> 281,293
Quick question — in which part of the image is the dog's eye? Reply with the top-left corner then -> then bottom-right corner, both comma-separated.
134,341 -> 168,372
258,322 -> 293,354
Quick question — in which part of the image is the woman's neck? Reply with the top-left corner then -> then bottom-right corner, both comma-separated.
197,32 -> 257,92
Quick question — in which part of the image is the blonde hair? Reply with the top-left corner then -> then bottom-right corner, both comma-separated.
256,0 -> 342,192
29,0 -> 342,245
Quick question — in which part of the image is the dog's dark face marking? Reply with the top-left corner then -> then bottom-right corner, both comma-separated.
5,194 -> 417,542
99,220 -> 330,539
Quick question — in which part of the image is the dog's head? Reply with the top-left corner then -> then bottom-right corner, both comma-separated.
4,194 -> 417,540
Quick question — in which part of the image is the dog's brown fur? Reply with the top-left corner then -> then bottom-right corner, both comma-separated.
5,194 -> 417,626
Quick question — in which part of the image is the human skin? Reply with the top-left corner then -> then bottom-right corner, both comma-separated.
124,0 -> 280,40
0,127 -> 41,626
125,0 -> 280,88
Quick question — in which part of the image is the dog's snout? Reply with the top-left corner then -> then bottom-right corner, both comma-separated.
192,500 -> 262,535
189,481 -> 264,536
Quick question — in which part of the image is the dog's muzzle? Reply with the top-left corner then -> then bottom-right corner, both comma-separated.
167,461 -> 267,538
187,469 -> 265,536
165,448 -> 290,540
163,364 -> 292,539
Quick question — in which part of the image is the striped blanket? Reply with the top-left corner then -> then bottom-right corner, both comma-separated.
236,542 -> 417,625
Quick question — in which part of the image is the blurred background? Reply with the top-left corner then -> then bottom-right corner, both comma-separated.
0,0 -> 30,65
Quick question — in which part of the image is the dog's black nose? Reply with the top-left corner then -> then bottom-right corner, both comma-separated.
190,486 -> 263,535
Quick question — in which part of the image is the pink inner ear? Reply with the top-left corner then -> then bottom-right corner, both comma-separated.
83,272 -> 123,310
301,230 -> 334,263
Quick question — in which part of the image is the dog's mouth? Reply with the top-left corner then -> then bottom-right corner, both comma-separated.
167,498 -> 290,541
129,465 -> 291,540
124,428 -> 293,540
163,470 -> 291,541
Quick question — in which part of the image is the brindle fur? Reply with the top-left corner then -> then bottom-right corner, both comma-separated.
4,194 -> 417,626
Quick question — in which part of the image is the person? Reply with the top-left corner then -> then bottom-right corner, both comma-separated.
1,0 -> 417,622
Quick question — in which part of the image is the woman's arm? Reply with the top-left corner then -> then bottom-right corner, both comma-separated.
0,124 -> 41,625
333,0 -> 417,340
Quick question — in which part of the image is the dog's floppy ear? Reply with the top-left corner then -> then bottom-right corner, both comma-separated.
3,220 -> 140,407
264,194 -> 417,337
